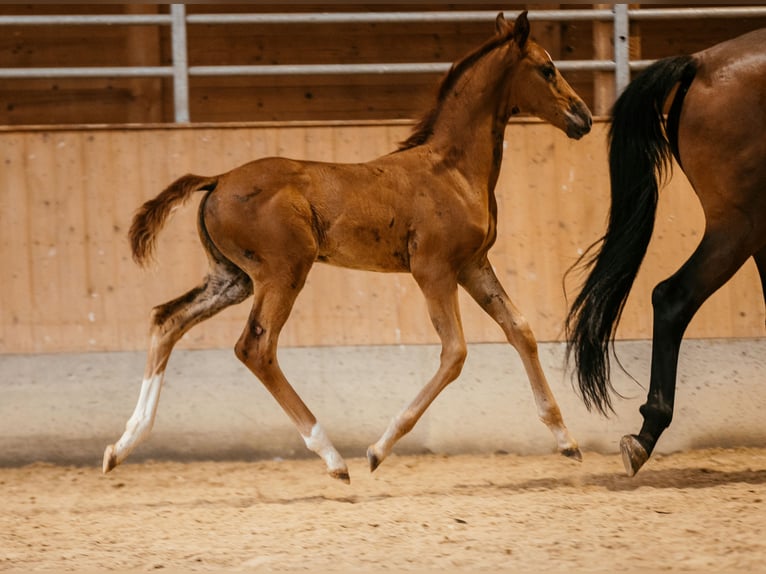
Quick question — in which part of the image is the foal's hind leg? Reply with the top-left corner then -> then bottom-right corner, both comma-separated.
367,269 -> 468,471
235,276 -> 350,483
621,228 -> 755,476
103,264 -> 252,472
458,258 -> 581,460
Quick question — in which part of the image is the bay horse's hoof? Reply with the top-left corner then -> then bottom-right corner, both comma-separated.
102,445 -> 117,474
620,434 -> 649,477
366,447 -> 382,473
561,446 -> 583,462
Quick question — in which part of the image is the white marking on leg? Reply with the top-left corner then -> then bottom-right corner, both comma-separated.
112,372 -> 165,464
302,423 -> 346,474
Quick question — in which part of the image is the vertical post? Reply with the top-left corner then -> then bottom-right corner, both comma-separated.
628,4 -> 642,72
171,4 -> 190,123
613,3 -> 630,97
592,3 -> 614,116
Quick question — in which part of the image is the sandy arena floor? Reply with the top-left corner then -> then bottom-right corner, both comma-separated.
1,447 -> 765,572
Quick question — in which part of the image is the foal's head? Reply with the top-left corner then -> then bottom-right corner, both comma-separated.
500,12 -> 592,139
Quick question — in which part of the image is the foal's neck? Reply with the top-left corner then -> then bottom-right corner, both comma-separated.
428,50 -> 514,192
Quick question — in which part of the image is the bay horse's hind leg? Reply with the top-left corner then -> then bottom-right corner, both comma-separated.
103,262 -> 252,473
458,258 -> 581,460
235,275 -> 350,483
621,226 -> 756,476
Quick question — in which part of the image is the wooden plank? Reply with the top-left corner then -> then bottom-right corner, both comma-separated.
23,132 -> 65,350
53,131 -> 92,348
0,133 -> 33,352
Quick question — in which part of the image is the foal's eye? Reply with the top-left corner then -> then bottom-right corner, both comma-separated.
540,65 -> 556,82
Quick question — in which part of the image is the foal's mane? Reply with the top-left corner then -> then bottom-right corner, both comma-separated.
398,30 -> 514,151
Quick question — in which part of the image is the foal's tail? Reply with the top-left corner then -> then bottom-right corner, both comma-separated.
564,55 -> 697,415
129,174 -> 218,266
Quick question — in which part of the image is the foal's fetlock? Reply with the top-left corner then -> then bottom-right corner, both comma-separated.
302,423 -> 350,483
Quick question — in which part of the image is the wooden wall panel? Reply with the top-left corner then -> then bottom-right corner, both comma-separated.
0,120 -> 763,355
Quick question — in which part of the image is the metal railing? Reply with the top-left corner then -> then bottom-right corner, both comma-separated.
1,5 -> 765,123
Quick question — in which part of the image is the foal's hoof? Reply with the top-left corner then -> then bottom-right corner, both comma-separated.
102,445 -> 117,474
329,468 -> 351,485
366,447 -> 382,473
561,446 -> 583,462
620,434 -> 649,477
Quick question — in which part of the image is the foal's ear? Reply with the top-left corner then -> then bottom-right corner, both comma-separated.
495,12 -> 512,35
513,10 -> 530,49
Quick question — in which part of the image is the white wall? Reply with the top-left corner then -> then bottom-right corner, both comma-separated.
1,339 -> 763,469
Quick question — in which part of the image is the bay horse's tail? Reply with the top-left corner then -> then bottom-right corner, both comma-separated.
129,174 -> 218,266
565,55 -> 697,414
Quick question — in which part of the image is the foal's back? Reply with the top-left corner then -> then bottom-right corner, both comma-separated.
203,149 -> 493,275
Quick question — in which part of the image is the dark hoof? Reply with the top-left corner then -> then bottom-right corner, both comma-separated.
620,434 -> 649,477
367,447 -> 381,473
330,468 -> 351,484
102,445 -> 117,474
561,446 -> 583,462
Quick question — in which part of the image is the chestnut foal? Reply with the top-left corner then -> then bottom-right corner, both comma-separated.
105,12 -> 591,481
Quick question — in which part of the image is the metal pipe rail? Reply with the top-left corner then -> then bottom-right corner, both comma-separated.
0,14 -> 173,25
2,5 -> 765,123
183,9 -> 616,25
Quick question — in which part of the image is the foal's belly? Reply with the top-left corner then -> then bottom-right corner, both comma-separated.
316,230 -> 411,273
313,209 -> 413,273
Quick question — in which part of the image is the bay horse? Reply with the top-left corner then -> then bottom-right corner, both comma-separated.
104,11 -> 591,482
566,27 -> 766,476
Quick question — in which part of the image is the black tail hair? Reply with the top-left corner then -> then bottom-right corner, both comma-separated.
564,55 -> 696,414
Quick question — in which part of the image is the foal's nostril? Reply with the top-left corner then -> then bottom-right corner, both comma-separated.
565,105 -> 592,139
569,101 -> 592,133
571,101 -> 591,122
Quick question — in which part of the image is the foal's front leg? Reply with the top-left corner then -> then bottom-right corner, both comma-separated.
459,259 -> 581,461
367,274 -> 467,471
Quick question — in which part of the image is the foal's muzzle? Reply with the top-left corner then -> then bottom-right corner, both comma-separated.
565,101 -> 593,140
